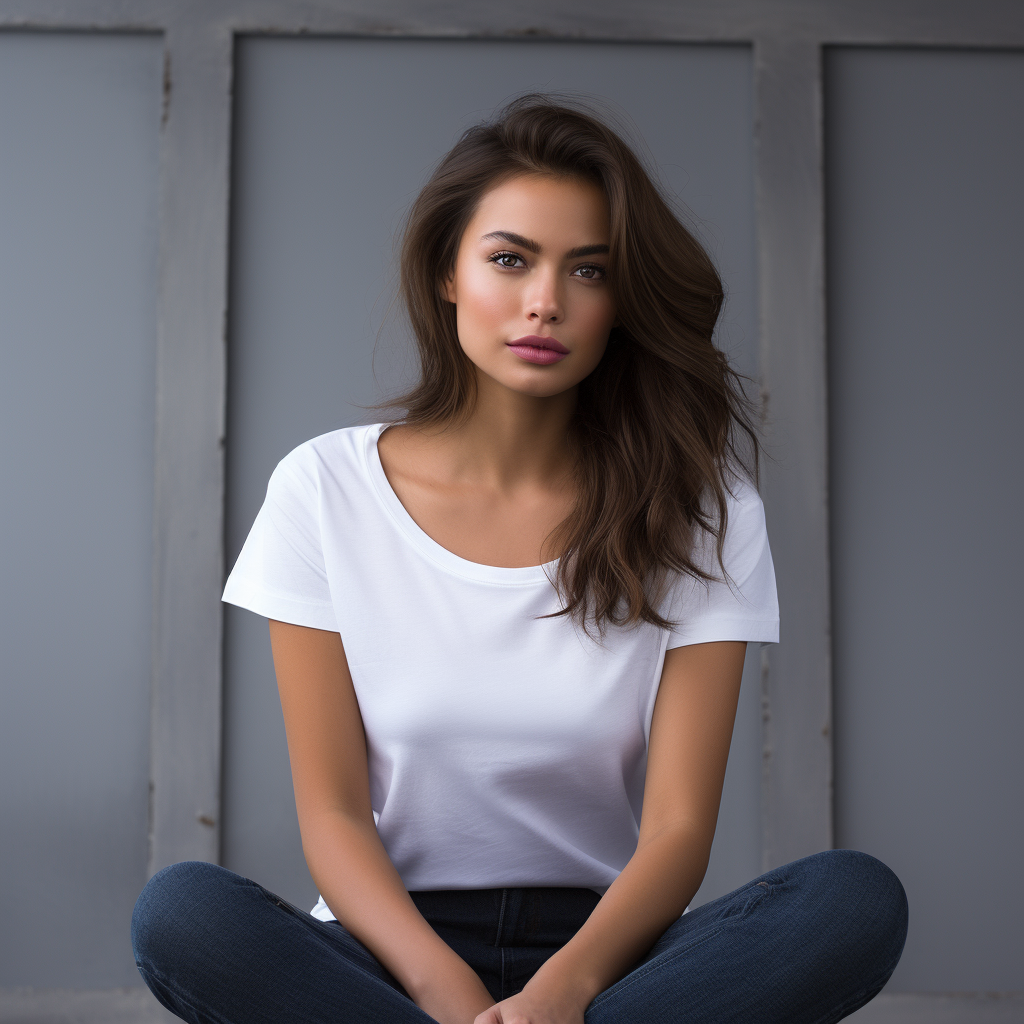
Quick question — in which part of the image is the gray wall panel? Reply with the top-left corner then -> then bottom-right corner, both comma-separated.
827,47 -> 1024,992
226,36 -> 759,912
0,33 -> 161,987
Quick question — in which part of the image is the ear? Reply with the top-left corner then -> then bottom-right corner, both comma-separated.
441,272 -> 457,305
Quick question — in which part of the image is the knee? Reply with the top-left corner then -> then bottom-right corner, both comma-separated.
803,849 -> 909,965
131,861 -> 242,973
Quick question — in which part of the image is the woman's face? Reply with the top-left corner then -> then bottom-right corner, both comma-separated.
443,173 -> 616,399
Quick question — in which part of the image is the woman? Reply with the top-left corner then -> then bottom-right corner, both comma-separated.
132,94 -> 907,1024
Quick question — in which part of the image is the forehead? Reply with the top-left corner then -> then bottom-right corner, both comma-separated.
467,173 -> 610,238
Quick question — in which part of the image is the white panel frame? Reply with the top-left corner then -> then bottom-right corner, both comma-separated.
1,0 -> 1021,1015
146,16 -> 234,872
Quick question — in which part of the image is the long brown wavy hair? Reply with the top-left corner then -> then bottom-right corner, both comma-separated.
372,94 -> 761,638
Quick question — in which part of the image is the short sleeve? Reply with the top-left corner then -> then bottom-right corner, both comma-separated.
663,478 -> 779,649
221,447 -> 339,631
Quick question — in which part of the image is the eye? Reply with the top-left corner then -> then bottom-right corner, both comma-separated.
488,250 -> 526,269
573,263 -> 607,281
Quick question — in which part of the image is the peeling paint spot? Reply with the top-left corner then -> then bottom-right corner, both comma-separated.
197,814 -> 216,827
161,48 -> 171,127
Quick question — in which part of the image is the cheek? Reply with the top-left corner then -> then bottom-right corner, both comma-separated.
455,266 -> 516,328
575,292 -> 617,338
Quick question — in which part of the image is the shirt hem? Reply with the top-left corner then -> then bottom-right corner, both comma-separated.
222,579 -> 338,632
665,618 -> 780,649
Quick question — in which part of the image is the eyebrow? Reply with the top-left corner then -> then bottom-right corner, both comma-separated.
481,230 -> 609,259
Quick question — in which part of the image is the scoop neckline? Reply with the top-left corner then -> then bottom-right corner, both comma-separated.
363,421 -> 559,587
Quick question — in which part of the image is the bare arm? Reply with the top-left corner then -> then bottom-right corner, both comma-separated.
522,640 -> 748,1009
267,619 -> 495,1024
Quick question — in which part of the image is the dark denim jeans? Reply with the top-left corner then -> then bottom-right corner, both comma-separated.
132,849 -> 907,1024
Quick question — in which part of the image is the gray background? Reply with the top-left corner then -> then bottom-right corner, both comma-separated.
826,46 -> 1024,991
0,32 -> 161,989
0,12 -> 1020,1019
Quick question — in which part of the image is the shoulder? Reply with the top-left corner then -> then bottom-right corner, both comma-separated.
688,469 -> 771,585
720,471 -> 767,540
661,468 -> 778,641
269,422 -> 377,494
692,469 -> 767,550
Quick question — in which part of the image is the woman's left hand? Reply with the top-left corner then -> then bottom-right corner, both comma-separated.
472,978 -> 589,1024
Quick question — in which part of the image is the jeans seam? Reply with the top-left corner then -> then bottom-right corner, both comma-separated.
494,888 -> 508,947
270,896 -> 300,916
751,881 -> 772,911
255,885 -> 383,972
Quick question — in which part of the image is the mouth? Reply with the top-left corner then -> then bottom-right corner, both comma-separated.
507,335 -> 570,354
505,336 -> 570,366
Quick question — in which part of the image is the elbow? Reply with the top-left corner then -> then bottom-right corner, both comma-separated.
638,818 -> 715,880
297,805 -> 369,865
638,815 -> 710,852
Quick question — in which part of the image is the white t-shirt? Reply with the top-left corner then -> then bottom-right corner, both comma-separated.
222,422 -> 779,919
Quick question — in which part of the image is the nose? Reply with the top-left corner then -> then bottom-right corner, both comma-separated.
525,269 -> 564,324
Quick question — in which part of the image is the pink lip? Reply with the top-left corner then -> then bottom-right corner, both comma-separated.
511,335 -> 570,353
506,335 -> 570,365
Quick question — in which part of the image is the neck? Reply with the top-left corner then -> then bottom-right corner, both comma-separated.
419,374 -> 578,493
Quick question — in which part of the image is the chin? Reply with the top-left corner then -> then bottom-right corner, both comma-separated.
513,376 -> 581,399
